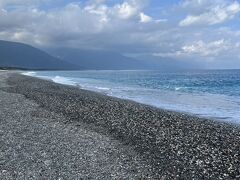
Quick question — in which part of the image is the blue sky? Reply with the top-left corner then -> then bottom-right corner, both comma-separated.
0,0 -> 240,68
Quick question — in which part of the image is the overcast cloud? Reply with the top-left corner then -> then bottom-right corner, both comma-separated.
0,0 -> 240,68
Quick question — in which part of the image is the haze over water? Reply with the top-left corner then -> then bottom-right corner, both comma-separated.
24,70 -> 240,124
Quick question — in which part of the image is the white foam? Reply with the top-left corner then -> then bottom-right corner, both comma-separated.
175,87 -> 187,91
22,71 -> 36,76
96,87 -> 111,90
51,76 -> 76,86
22,72 -> 77,86
175,87 -> 181,91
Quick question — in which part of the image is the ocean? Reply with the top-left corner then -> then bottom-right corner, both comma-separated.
23,70 -> 240,124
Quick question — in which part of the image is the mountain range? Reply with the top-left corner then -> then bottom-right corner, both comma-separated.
0,40 -> 200,70
0,40 -> 80,70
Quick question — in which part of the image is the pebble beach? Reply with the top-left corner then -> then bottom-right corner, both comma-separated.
0,71 -> 239,179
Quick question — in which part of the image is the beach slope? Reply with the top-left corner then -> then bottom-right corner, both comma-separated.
0,71 -> 239,179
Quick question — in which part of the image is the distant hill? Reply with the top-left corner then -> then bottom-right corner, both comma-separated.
134,54 -> 203,71
47,48 -> 199,71
0,40 -> 81,70
48,48 -> 149,70
0,40 -> 200,71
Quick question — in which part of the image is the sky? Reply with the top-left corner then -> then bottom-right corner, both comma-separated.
0,0 -> 240,69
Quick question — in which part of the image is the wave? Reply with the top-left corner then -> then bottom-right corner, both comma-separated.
174,87 -> 189,91
22,71 -> 36,76
175,87 -> 182,91
23,72 -> 77,86
51,76 -> 77,86
95,87 -> 111,91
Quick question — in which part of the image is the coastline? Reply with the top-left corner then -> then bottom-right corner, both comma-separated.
23,71 -> 240,126
1,71 -> 240,179
23,70 -> 240,124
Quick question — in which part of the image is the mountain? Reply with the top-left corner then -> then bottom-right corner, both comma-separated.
47,48 -> 149,70
0,40 -> 200,71
134,54 -> 204,71
0,40 -> 81,70
48,48 -> 200,71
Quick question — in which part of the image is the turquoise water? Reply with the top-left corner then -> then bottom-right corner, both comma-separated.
23,70 -> 240,123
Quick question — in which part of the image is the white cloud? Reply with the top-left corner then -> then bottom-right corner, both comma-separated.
179,1 -> 240,26
139,12 -> 152,23
0,1 -> 149,47
153,38 -> 240,59
181,39 -> 233,56
0,0 -> 239,68
84,4 -> 109,23
113,2 -> 139,19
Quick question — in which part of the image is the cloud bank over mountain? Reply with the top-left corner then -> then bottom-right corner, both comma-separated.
0,0 -> 240,68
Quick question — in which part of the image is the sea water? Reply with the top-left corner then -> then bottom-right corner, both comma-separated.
23,70 -> 240,124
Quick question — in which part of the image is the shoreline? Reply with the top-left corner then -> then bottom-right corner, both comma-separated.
1,71 -> 240,178
24,71 -> 240,126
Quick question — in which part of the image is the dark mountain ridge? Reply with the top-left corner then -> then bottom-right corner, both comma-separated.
47,48 -> 198,71
47,48 -> 149,70
0,40 -> 198,71
0,40 -> 80,70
